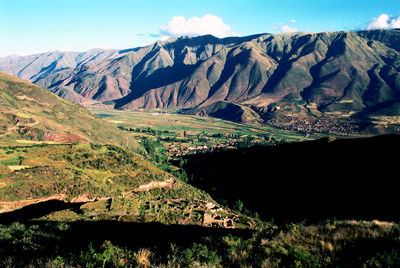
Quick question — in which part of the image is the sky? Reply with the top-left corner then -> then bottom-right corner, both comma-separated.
0,0 -> 399,57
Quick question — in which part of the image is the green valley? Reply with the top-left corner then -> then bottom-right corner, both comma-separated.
0,27 -> 400,266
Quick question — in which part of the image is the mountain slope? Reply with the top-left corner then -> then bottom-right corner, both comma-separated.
1,30 -> 400,131
180,101 -> 261,122
0,71 -> 138,149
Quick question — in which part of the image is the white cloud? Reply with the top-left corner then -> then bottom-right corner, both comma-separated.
367,14 -> 400,29
160,14 -> 232,38
391,16 -> 400,28
290,19 -> 297,23
159,35 -> 170,41
281,25 -> 298,33
367,14 -> 390,29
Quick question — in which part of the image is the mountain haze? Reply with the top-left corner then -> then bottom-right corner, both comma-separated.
1,29 -> 400,131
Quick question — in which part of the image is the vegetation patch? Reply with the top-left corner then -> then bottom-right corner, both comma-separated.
0,143 -> 252,228
0,220 -> 399,267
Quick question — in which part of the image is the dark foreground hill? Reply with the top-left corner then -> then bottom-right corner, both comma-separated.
181,134 -> 400,223
1,29 -> 400,133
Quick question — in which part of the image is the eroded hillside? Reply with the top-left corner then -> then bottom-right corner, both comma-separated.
1,30 -> 399,133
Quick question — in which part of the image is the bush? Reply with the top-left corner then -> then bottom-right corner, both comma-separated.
78,241 -> 133,268
363,250 -> 400,267
170,243 -> 222,267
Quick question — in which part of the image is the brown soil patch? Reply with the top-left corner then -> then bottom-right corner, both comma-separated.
44,132 -> 86,143
134,177 -> 176,192
70,193 -> 98,203
15,95 -> 50,106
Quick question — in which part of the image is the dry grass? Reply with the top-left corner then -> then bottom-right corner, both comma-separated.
135,248 -> 152,267
0,166 -> 11,174
274,220 -> 398,256
16,140 -> 59,145
6,165 -> 30,171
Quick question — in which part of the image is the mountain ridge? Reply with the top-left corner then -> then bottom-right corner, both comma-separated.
1,29 -> 399,133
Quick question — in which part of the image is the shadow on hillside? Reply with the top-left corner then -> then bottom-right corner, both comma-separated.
0,200 -> 84,224
42,220 -> 250,249
0,201 -> 252,254
0,212 -> 251,258
114,62 -> 199,108
182,135 -> 400,224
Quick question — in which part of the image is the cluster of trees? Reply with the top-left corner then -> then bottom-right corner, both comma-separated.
117,126 -> 173,136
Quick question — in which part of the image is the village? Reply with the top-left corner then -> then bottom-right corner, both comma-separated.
265,116 -> 359,135
164,142 -> 237,157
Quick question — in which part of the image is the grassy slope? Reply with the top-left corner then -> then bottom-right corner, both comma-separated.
0,71 -> 138,150
0,143 -> 254,228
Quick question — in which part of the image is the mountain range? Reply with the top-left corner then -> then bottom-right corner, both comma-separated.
1,29 -> 400,132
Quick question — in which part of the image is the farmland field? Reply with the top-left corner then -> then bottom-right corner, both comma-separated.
90,108 -> 317,137
89,108 -> 324,158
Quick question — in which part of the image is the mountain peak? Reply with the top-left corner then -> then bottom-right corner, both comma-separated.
1,29 -> 399,134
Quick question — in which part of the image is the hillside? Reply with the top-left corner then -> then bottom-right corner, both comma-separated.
1,29 -> 400,133
0,72 -> 251,228
0,72 -> 138,149
0,143 -> 253,228
179,101 -> 261,122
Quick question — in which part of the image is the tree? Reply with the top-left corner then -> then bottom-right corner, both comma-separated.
141,137 -> 155,156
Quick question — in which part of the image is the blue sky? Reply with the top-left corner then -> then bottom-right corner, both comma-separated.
0,0 -> 399,57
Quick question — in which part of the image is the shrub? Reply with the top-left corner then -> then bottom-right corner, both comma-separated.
363,249 -> 400,267
135,248 -> 152,267
171,243 -> 222,267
